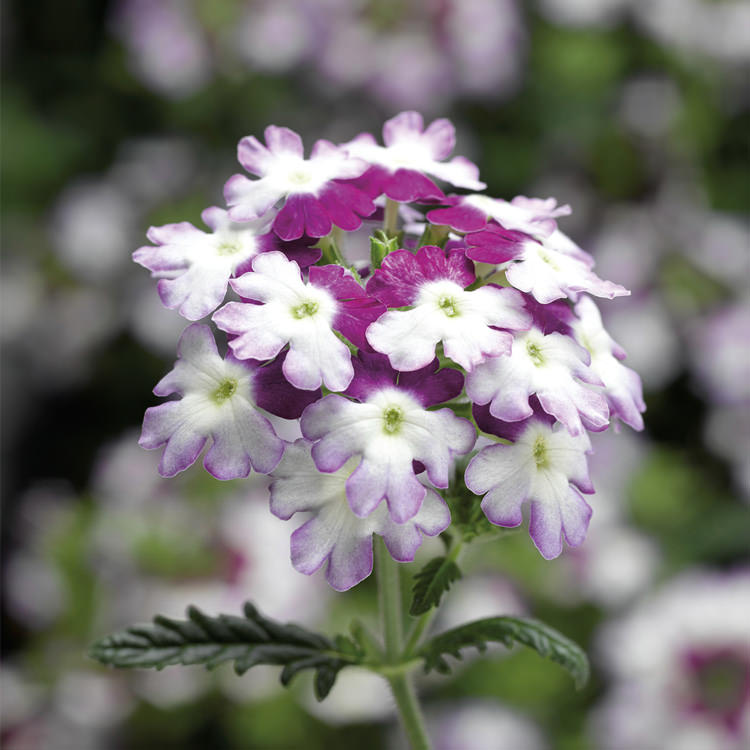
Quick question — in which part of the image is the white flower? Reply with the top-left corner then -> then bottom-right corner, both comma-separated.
466,327 -> 610,435
270,440 -> 450,591
213,252 -> 357,392
465,414 -> 594,559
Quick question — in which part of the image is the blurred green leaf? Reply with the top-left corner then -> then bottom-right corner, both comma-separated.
419,616 -> 589,689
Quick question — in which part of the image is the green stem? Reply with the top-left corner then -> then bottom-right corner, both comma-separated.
384,197 -> 399,236
375,539 -> 432,750
388,674 -> 432,750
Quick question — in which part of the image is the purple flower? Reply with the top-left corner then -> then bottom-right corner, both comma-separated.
270,440 -> 450,591
365,245 -> 531,371
224,126 -> 375,240
139,324 -> 318,479
133,207 -> 320,321
466,222 -> 629,304
300,353 -> 475,523
213,252 -> 384,391
572,296 -> 646,431
466,326 -> 610,435
344,111 -> 485,202
465,409 -> 594,560
428,194 -> 570,236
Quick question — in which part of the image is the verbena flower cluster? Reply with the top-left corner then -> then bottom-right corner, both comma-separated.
134,112 -> 645,591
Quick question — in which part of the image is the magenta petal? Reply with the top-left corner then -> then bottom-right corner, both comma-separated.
273,195 -> 306,241
317,186 -> 360,231
398,361 -> 464,407
417,244 -> 475,287
366,245 -> 474,307
318,181 -> 375,230
253,353 -> 321,419
301,194 -> 333,238
344,352 -> 399,401
335,297 -> 387,350
349,165 -> 390,199
384,169 -> 446,203
366,250 -> 422,306
274,194 -> 333,240
427,203 -> 487,233
466,225 -> 528,264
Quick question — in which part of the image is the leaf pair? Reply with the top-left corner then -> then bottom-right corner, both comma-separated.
89,600 -> 589,701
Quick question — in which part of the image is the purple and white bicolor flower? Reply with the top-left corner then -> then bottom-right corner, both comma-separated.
344,111 -> 485,203
270,440 -> 450,591
427,194 -> 570,237
301,352 -> 476,523
466,223 -> 629,304
466,407 -> 594,560
365,245 -> 531,371
572,296 -> 646,431
213,251 -> 385,392
133,207 -> 320,321
466,325 -> 610,436
224,126 -> 375,240
139,324 -> 318,479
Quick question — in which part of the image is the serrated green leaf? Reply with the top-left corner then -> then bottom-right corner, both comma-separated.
419,616 -> 590,689
409,556 -> 462,616
89,603 -> 360,701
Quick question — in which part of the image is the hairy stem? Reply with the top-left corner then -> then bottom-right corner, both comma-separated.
376,539 -> 432,750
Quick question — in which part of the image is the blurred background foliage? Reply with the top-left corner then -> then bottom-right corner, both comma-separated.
1,1 -> 748,749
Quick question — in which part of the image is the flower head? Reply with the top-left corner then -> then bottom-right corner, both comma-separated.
270,440 -> 450,590
301,353 -> 475,523
344,111 -> 485,202
224,126 -> 375,240
213,251 -> 384,392
139,324 -> 318,478
466,408 -> 594,559
366,245 -> 531,371
133,207 -> 320,321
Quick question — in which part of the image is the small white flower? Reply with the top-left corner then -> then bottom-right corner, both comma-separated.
465,415 -> 594,559
466,327 -> 610,435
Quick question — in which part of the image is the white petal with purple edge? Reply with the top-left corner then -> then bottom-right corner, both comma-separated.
139,324 -> 284,479
215,252 -> 353,392
466,418 -> 593,559
466,328 -> 610,435
270,441 -> 449,591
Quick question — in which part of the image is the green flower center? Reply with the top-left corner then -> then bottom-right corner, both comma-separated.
212,378 -> 238,404
382,405 -> 405,434
216,240 -> 242,256
526,340 -> 545,367
532,435 -> 549,469
291,300 -> 320,319
288,169 -> 312,186
438,295 -> 460,318
538,249 -> 560,270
